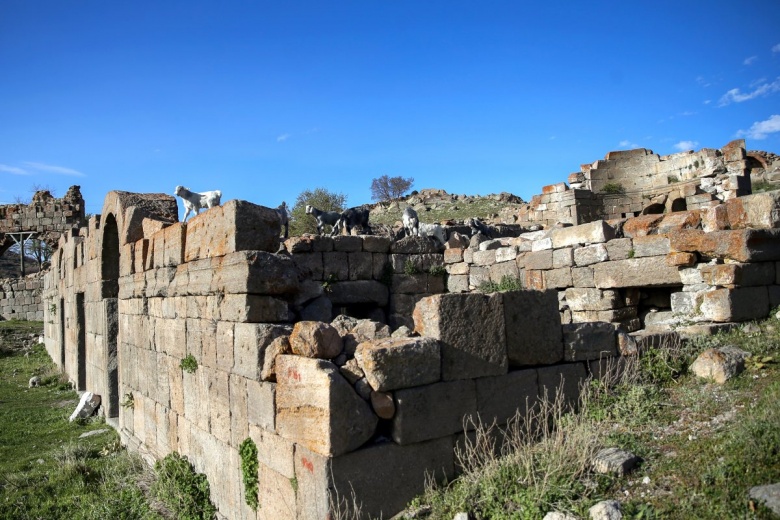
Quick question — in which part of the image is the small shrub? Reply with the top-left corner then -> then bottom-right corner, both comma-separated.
322,273 -> 338,292
239,438 -> 259,511
180,355 -> 198,374
667,175 -> 679,184
600,183 -> 625,195
627,249 -> 635,258
152,452 -> 217,520
120,392 -> 135,409
404,259 -> 421,275
429,264 -> 447,277
478,275 -> 523,293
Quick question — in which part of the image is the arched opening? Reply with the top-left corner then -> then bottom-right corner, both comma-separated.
102,214 -> 120,419
641,203 -> 665,215
670,198 -> 687,212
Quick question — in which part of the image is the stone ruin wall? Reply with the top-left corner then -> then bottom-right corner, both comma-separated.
0,276 -> 45,321
40,180 -> 780,519
502,140 -> 753,229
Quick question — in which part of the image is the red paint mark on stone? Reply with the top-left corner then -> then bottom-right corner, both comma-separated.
288,368 -> 301,381
301,457 -> 314,473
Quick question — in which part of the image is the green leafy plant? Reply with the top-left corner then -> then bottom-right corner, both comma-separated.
152,452 -> 216,520
120,392 -> 135,409
667,175 -> 679,184
600,183 -> 625,195
752,180 -> 775,193
478,275 -> 523,293
627,249 -> 635,258
180,355 -> 198,374
239,438 -> 259,511
322,273 -> 338,292
290,477 -> 299,493
404,259 -> 421,275
429,264 -> 447,277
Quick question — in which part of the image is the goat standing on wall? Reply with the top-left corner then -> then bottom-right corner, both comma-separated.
334,206 -> 371,235
305,205 -> 342,235
402,207 -> 419,237
174,186 -> 222,222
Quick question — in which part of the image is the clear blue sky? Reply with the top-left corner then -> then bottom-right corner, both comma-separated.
1,1 -> 779,218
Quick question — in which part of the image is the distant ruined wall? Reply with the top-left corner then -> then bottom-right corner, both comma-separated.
0,276 -> 44,321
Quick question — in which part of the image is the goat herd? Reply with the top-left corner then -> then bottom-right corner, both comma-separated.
174,185 -> 495,246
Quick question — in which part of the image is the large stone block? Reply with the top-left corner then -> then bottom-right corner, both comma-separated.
391,379 -> 477,444
220,294 -> 290,323
289,321 -> 343,359
724,191 -> 780,229
700,287 -> 770,322
247,378 -> 276,431
593,257 -> 681,288
184,200 -> 281,261
355,336 -> 441,392
670,228 -> 780,263
413,293 -> 507,380
276,355 -> 377,456
565,288 -> 621,311
562,322 -> 617,361
326,280 -> 389,306
536,362 -> 587,408
574,243 -> 609,266
233,323 -> 290,381
475,369 -> 538,425
213,251 -> 300,296
632,235 -> 670,258
699,262 -> 776,287
503,290 -> 563,366
248,424 -> 296,478
550,220 -> 616,248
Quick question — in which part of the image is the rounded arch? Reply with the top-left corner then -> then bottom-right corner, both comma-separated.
101,212 -> 121,419
101,213 -> 120,297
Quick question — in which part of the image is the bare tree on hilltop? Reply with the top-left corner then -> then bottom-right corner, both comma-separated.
370,175 -> 414,202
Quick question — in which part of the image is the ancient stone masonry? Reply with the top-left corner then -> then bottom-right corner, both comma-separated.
0,276 -> 44,321
40,142 -> 780,519
500,140 -> 753,228
0,185 -> 86,257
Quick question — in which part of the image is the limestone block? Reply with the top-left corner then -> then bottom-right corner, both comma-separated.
469,266 -> 490,289
413,293 -> 507,380
220,294 -> 289,323
670,290 -> 706,316
666,251 -> 697,266
248,424 -> 296,478
702,204 -> 730,232
333,235 -> 362,252
355,336 -> 441,392
276,355 -> 377,456
592,447 -> 640,476
605,238 -> 633,261
574,243 -> 609,266
247,378 -> 276,431
525,250 -> 553,270
544,267 -> 572,289
370,391 -> 395,419
290,321 -> 343,360
341,318 -> 392,357
257,462 -> 297,520
524,269 -> 545,290
184,200 -> 281,261
670,228 -> 780,263
214,251 -> 300,296
553,247 -> 574,268
362,235 -> 392,253
632,235 -> 670,258
347,251 -> 373,280
700,287 -> 769,322
154,317 -> 186,359
749,484 -> 780,516
475,369 -> 538,425
690,346 -> 750,383
327,280 -> 389,306
700,262 -> 776,287
228,373 -> 248,447
571,266 -> 595,287
447,274 -> 469,293
571,307 -> 636,323
593,257 -> 681,288
391,273 -> 428,294
162,223 -> 186,267
474,248 -> 498,266
205,368 -> 231,444
292,252 -> 323,280
550,220 -> 616,248
495,246 -> 518,263
233,323 -> 290,380
390,236 -> 440,254
562,322 -> 616,362
447,262 -> 469,276
565,288 -> 620,311
391,379 -> 477,444
724,191 -> 780,229
261,336 -> 292,382
69,392 -> 101,422
444,248 -> 464,264
216,321 -> 235,372
536,362 -> 587,408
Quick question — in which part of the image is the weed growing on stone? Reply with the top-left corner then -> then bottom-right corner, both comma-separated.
478,275 -> 523,293
403,259 -> 421,275
180,354 -> 198,373
601,183 -> 626,195
239,437 -> 259,511
152,452 -> 216,520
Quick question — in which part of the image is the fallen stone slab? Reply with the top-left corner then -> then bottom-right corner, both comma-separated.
589,499 -> 622,520
749,483 -> 780,515
690,345 -> 750,383
289,321 -> 343,360
592,447 -> 640,476
355,336 -> 441,392
69,392 -> 101,422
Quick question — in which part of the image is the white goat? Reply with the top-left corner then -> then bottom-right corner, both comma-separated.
174,185 -> 222,222
402,207 -> 419,237
418,222 -> 447,246
305,205 -> 342,235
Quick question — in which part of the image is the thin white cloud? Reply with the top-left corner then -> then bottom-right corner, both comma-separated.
744,56 -> 758,66
674,141 -> 699,151
773,43 -> 780,53
737,114 -> 780,140
679,110 -> 697,117
619,140 -> 640,149
21,161 -> 85,177
718,77 -> 780,106
276,133 -> 290,142
0,164 -> 29,175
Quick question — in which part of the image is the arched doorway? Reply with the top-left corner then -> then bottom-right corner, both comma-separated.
102,214 -> 120,419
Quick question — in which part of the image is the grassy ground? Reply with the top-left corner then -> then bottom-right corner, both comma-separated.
406,314 -> 780,519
